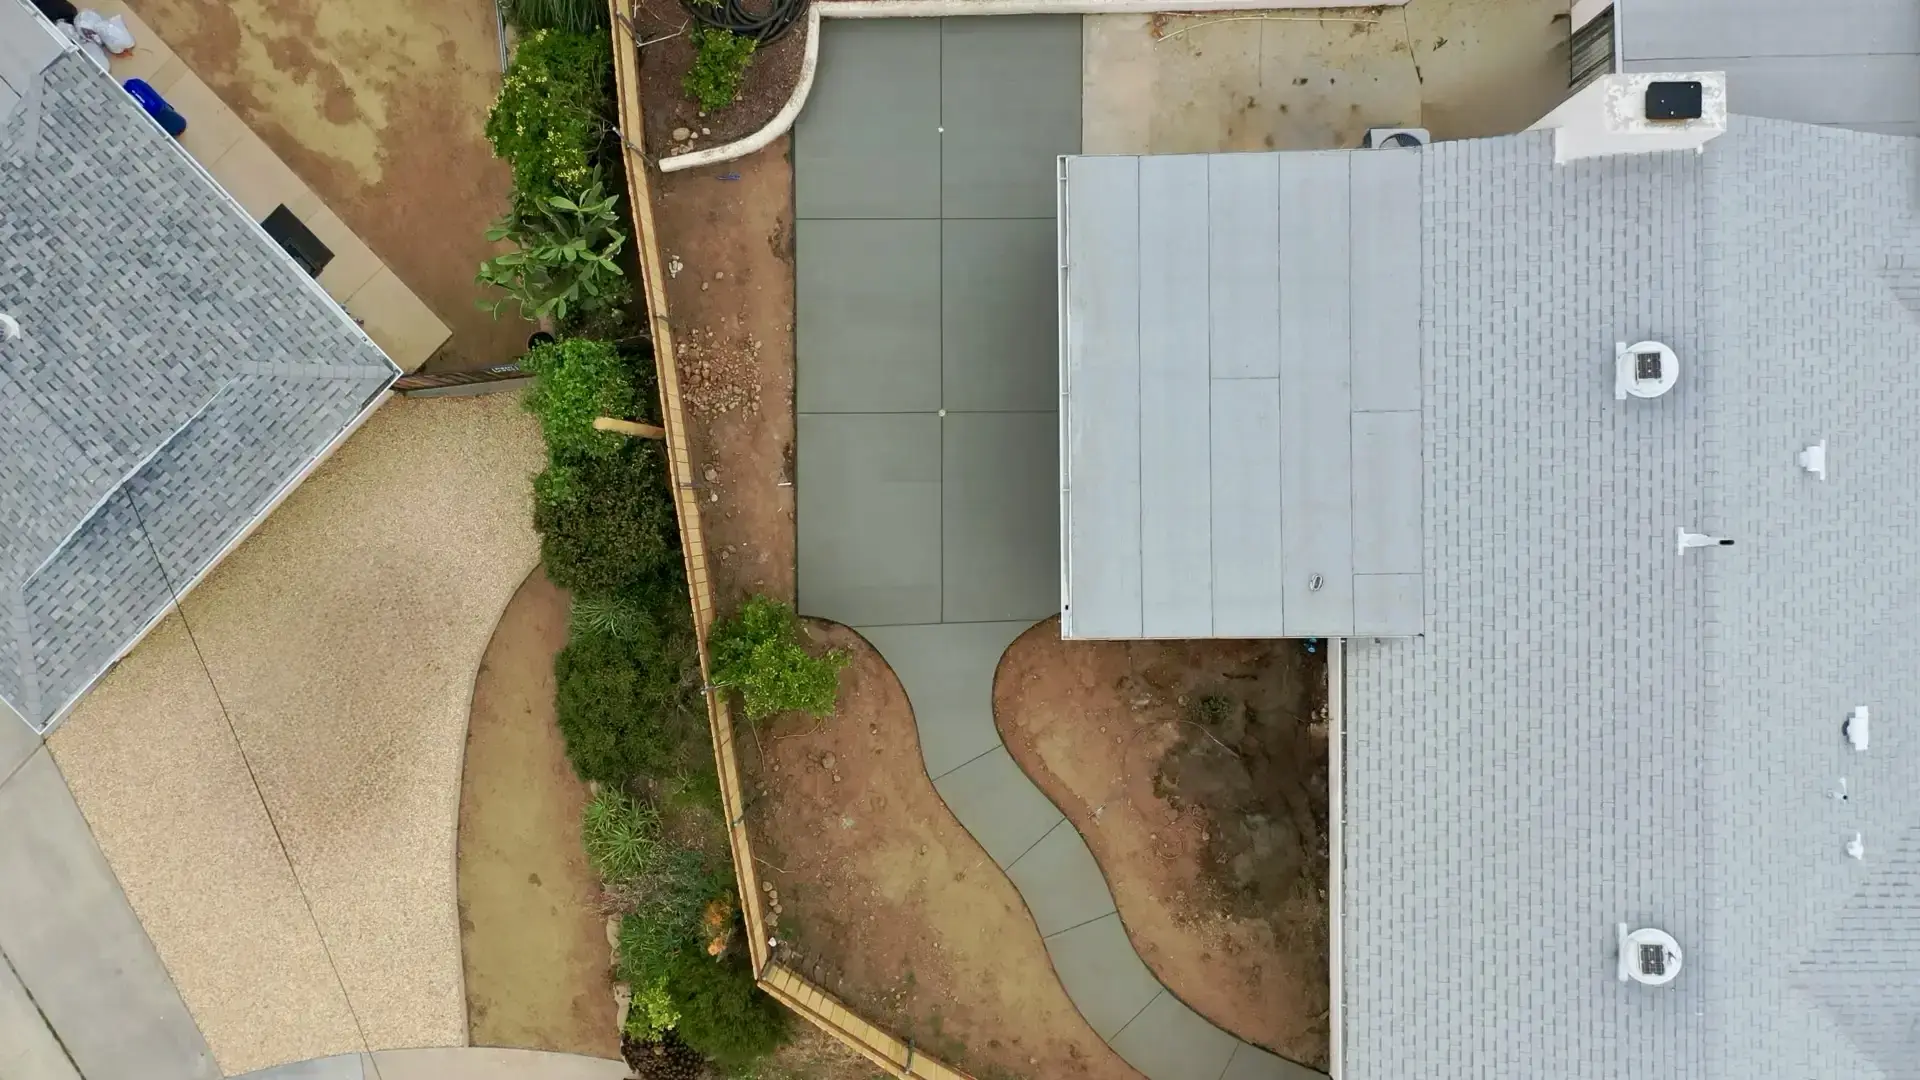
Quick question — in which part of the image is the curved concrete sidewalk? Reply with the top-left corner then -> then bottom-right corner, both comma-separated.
860,626 -> 1321,1080
231,1047 -> 627,1080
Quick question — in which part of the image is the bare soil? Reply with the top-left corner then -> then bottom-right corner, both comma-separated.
459,568 -> 621,1059
633,1 -> 809,160
743,624 -> 1143,1080
994,620 -> 1332,1068
649,139 -> 798,609
127,0 -> 530,371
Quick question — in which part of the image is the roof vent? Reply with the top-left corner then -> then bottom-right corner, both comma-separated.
1615,340 -> 1678,400
0,313 -> 19,341
1645,80 -> 1705,122
1846,705 -> 1869,751
1617,925 -> 1683,986
1799,440 -> 1828,480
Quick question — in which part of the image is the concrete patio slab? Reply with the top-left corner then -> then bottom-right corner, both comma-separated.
234,1048 -> 629,1080
1041,913 -> 1162,1039
1222,1041 -> 1328,1080
0,703 -> 36,780
0,945 -> 82,1080
940,16 -> 1084,217
796,413 -> 942,627
942,218 -> 1062,412
795,20 -> 942,219
0,750 -> 217,1080
232,1054 -> 366,1080
857,621 -> 1026,779
796,219 -> 942,413
932,745 -> 1064,868
1005,819 -> 1117,936
941,412 -> 1061,623
1111,987 -> 1242,1080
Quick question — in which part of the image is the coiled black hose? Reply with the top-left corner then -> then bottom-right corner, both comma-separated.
679,0 -> 809,45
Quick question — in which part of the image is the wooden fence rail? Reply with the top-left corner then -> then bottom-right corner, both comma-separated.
605,6 -> 977,1077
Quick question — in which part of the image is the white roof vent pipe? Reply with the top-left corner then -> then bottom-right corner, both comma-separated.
1846,706 -> 1869,751
0,313 -> 20,341
1617,341 -> 1679,400
1617,925 -> 1683,986
1800,440 -> 1828,480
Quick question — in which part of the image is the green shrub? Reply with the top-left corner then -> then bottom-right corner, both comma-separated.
521,338 -> 633,458
683,27 -> 756,113
534,446 -> 680,595
623,977 -> 679,1041
486,29 -> 611,200
709,596 -> 848,721
571,591 -> 656,642
553,596 -> 703,784
502,0 -> 606,33
478,184 -> 628,323
659,944 -> 790,1068
582,788 -> 658,883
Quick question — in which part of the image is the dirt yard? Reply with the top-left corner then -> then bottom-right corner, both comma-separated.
126,0 -> 528,371
459,569 -> 620,1060
651,140 -> 798,609
995,621 -> 1331,1068
744,625 -> 1141,1080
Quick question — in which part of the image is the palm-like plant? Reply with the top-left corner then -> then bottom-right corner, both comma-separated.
477,181 -> 627,323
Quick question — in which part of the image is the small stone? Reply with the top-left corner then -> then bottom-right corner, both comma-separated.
672,127 -> 691,141
763,881 -> 775,893
832,773 -> 842,783
704,466 -> 717,481
919,845 -> 929,856
1099,726 -> 1106,733
1131,696 -> 1151,709
821,752 -> 837,770
714,271 -> 725,280
702,126 -> 711,135
700,281 -> 710,291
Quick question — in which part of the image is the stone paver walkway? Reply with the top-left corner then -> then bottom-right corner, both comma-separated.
793,17 -> 1319,1080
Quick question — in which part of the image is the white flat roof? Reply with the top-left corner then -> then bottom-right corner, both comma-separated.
1056,149 -> 1425,639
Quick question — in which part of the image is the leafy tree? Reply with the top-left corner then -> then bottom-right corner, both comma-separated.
477,185 -> 627,324
709,595 -> 848,721
485,29 -> 611,200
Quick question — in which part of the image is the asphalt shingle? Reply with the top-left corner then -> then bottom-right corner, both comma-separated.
0,46 -> 396,732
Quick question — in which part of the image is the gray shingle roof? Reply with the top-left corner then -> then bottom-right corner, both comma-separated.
1342,118 -> 1920,1080
0,13 -> 397,732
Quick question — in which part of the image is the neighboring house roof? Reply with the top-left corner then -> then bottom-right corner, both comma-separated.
1619,0 -> 1920,135
1342,117 -> 1920,1080
0,6 -> 397,732
1056,150 -> 1424,639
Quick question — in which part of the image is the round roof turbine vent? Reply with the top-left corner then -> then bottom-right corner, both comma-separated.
1615,340 -> 1679,400
1617,924 -> 1683,986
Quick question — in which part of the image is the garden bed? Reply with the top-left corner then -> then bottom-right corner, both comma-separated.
632,1 -> 809,159
994,621 -> 1332,1068
742,625 -> 1143,1080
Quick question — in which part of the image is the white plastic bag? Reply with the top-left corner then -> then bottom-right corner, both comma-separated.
73,10 -> 135,55
57,22 -> 113,72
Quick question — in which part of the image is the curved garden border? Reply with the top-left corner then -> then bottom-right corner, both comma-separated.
659,0 -> 1411,173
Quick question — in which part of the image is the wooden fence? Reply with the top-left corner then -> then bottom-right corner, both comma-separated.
606,6 -> 975,1077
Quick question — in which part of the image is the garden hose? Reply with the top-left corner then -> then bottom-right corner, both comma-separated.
679,0 -> 809,45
